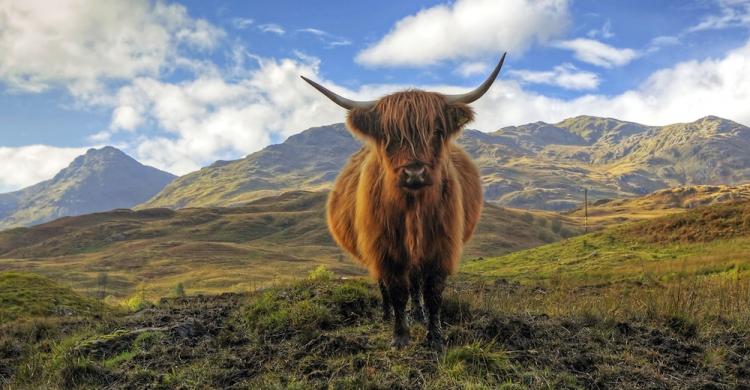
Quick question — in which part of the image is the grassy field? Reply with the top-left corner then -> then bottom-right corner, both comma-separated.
0,190 -> 576,301
2,199 -> 750,388
2,268 -> 749,388
464,200 -> 750,285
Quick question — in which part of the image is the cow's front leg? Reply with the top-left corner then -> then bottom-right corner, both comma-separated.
385,274 -> 410,349
409,267 -> 425,324
423,268 -> 447,352
378,279 -> 392,321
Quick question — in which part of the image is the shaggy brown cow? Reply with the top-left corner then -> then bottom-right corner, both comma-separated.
302,53 -> 505,350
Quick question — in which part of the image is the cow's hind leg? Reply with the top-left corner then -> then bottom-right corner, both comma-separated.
409,268 -> 425,324
423,268 -> 447,352
378,279 -> 392,321
385,274 -> 410,349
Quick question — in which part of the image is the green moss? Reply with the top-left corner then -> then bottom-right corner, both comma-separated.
0,272 -> 102,322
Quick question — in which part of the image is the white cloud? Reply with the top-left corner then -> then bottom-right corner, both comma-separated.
108,37 -> 750,177
455,61 -> 490,77
107,55 -> 351,174
356,0 -> 570,67
258,23 -> 285,35
0,145 -> 89,192
554,38 -> 638,68
689,0 -> 750,31
509,63 -> 600,90
297,28 -> 352,48
0,0 -> 224,97
111,106 -> 144,132
466,38 -> 750,129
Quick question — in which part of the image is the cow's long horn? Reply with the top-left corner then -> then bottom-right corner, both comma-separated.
444,52 -> 506,104
300,76 -> 376,110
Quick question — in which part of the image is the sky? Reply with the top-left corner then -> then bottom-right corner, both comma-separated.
1,0 -> 750,193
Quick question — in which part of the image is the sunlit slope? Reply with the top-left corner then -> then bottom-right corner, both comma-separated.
463,200 -> 750,283
0,272 -> 101,322
0,191 -> 575,299
567,183 -> 750,228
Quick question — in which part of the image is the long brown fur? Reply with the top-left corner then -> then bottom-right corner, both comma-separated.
326,90 -> 483,280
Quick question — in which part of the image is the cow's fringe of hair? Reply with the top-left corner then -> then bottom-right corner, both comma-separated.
375,91 -> 454,158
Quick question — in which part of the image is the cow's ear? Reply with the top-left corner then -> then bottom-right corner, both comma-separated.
447,104 -> 475,136
346,107 -> 382,141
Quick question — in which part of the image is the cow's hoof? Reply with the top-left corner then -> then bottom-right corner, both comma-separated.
424,334 -> 444,352
390,334 -> 410,349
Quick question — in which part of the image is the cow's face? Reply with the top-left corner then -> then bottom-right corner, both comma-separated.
300,53 -> 505,192
347,91 -> 473,192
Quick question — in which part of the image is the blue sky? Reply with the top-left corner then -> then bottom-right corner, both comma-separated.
1,0 -> 750,192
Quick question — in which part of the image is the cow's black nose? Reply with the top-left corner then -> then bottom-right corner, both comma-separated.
402,163 -> 427,189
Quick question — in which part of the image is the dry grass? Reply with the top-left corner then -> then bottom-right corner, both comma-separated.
0,190 -> 576,301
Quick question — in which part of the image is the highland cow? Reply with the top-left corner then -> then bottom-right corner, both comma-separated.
301,53 -> 505,350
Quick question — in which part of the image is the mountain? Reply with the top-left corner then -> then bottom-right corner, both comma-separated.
140,116 -> 750,211
0,147 -> 176,229
143,124 -> 360,208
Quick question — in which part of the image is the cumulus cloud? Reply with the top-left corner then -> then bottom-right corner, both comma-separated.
0,145 -> 89,192
356,0 -> 570,67
554,38 -> 638,68
509,63 -> 600,90
107,55 -> 355,174
467,38 -> 750,129
0,0 -> 224,97
110,37 -> 750,178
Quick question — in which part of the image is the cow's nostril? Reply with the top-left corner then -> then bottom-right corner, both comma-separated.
404,165 -> 425,177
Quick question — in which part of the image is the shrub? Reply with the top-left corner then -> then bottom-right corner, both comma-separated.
308,265 -> 335,281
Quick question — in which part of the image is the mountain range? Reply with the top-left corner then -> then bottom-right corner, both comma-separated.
0,147 -> 175,229
2,115 -> 749,229
141,115 -> 750,211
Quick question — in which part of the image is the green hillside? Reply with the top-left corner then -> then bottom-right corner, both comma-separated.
0,191 -> 576,299
463,200 -> 750,284
0,272 -> 101,322
566,183 -> 750,229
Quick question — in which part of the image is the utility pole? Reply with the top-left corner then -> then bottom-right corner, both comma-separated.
584,187 -> 589,233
